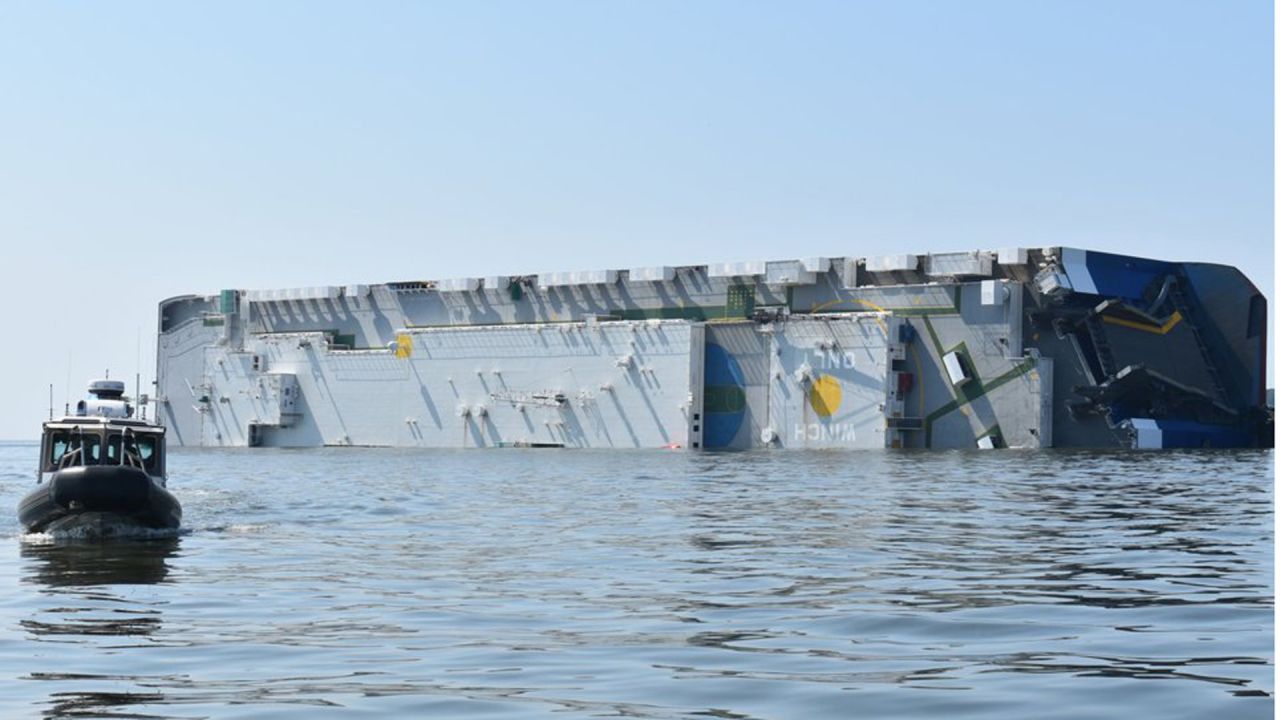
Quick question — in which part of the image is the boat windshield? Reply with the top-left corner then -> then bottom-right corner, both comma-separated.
105,433 -> 161,472
47,432 -> 102,468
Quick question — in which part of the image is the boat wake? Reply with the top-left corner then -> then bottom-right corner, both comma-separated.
22,521 -> 185,544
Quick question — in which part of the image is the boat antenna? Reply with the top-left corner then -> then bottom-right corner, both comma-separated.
48,383 -> 53,421
63,351 -> 71,416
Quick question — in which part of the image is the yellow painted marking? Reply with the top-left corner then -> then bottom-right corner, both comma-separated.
1100,311 -> 1182,335
811,297 -> 887,313
808,298 -> 889,332
394,333 -> 413,359
809,375 -> 842,417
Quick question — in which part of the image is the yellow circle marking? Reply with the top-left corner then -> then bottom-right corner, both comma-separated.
809,375 -> 842,417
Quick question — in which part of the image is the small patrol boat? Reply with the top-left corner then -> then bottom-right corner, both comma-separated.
18,380 -> 181,534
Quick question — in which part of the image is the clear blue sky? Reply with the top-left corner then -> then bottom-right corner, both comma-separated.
0,1 -> 1272,439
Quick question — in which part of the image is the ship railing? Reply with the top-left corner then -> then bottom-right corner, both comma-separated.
119,427 -> 145,470
55,426 -> 86,470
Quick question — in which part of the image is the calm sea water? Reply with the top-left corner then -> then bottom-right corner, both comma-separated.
0,443 -> 1271,719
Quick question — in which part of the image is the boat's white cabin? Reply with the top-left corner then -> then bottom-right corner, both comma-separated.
39,379 -> 167,482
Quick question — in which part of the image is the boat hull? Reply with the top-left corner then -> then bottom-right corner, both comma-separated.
18,465 -> 182,533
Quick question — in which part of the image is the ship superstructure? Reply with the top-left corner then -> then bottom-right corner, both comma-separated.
155,247 -> 1269,450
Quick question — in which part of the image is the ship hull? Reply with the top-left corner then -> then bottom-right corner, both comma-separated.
155,248 -> 1270,450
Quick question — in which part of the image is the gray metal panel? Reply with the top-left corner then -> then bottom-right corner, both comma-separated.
1038,356 -> 1054,447
924,251 -> 993,277
154,317 -> 221,447
194,320 -> 699,449
768,315 -> 893,449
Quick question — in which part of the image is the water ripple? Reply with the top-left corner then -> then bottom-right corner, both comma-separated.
0,446 -> 1271,719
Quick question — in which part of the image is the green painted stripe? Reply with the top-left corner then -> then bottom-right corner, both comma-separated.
924,359 -> 1036,447
976,423 -> 1004,445
985,358 -> 1038,393
920,315 -> 1037,447
925,399 -> 960,427
811,305 -> 959,317
704,385 -> 746,413
921,316 -> 946,365
403,306 -> 728,326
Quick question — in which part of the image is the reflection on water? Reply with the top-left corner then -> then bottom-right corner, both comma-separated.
0,447 -> 1272,719
18,539 -> 177,648
13,538 -> 181,718
21,537 -> 179,588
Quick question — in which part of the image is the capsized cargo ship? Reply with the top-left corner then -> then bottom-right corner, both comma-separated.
155,247 -> 1270,450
